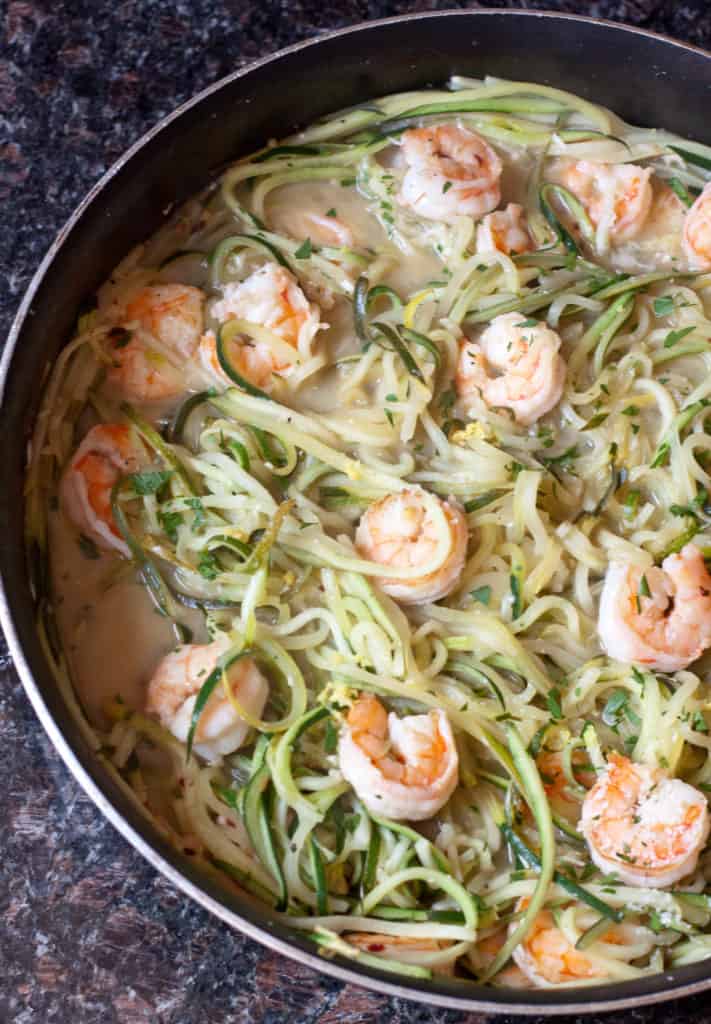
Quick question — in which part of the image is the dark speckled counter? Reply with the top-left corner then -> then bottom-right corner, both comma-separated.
3,2 -> 711,1021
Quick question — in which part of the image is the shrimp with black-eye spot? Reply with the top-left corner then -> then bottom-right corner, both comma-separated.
398,124 -> 502,223
146,634 -> 268,761
598,543 -> 711,672
201,263 -> 325,391
683,182 -> 711,271
355,490 -> 468,605
105,284 -> 205,401
581,753 -> 710,888
61,423 -> 146,557
338,694 -> 459,821
456,312 -> 566,426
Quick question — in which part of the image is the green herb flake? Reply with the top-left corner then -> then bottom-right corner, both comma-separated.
638,573 -> 651,600
693,710 -> 709,734
159,510 -> 183,544
622,405 -> 640,417
653,296 -> 675,317
602,688 -> 629,728
442,181 -> 453,194
516,318 -> 538,328
294,237 -> 313,259
129,470 -> 172,496
197,551 -> 220,580
325,208 -> 337,217
470,585 -> 492,606
663,326 -> 696,349
185,497 -> 207,533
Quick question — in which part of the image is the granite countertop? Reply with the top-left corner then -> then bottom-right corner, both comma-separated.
3,1 -> 711,1021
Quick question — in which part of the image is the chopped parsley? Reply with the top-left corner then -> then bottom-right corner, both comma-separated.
653,296 -> 675,317
129,470 -> 171,495
294,237 -> 313,259
470,585 -> 492,606
663,326 -> 695,348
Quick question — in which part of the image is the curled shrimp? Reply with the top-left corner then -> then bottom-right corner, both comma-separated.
145,635 -> 268,761
598,543 -> 711,672
355,490 -> 468,605
556,159 -> 653,243
106,284 -> 205,401
476,203 -> 533,256
60,423 -> 145,557
338,694 -> 459,821
273,207 -> 355,248
398,124 -> 502,223
511,899 -> 640,987
206,263 -> 324,389
581,753 -> 710,888
455,312 -> 566,426
345,934 -> 454,974
683,182 -> 711,271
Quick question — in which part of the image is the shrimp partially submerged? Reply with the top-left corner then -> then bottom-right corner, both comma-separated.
456,312 -> 566,426
146,635 -> 268,761
598,543 -> 711,672
511,900 -> 640,987
398,124 -> 502,223
61,423 -> 145,557
581,754 -> 710,888
476,203 -> 533,256
338,694 -> 459,821
106,284 -> 205,401
206,263 -> 324,390
556,159 -> 653,244
355,490 -> 468,605
345,934 -> 454,975
683,182 -> 711,271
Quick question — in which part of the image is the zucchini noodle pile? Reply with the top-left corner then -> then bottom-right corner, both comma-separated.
27,76 -> 711,989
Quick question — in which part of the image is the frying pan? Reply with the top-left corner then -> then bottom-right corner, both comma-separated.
2,10 -> 710,1013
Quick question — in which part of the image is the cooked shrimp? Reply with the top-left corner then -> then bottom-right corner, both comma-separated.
106,284 -> 205,401
556,159 -> 653,243
60,423 -> 145,557
456,312 -> 566,426
345,934 -> 454,975
580,753 -> 710,888
355,490 -> 468,605
471,929 -> 529,988
398,124 -> 502,223
512,900 -> 628,987
146,635 -> 268,761
476,203 -> 533,256
338,694 -> 459,821
207,264 -> 324,389
275,208 -> 355,248
683,182 -> 711,271
598,543 -> 711,672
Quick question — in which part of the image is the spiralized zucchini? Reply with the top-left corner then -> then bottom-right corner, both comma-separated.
26,75 -> 711,990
